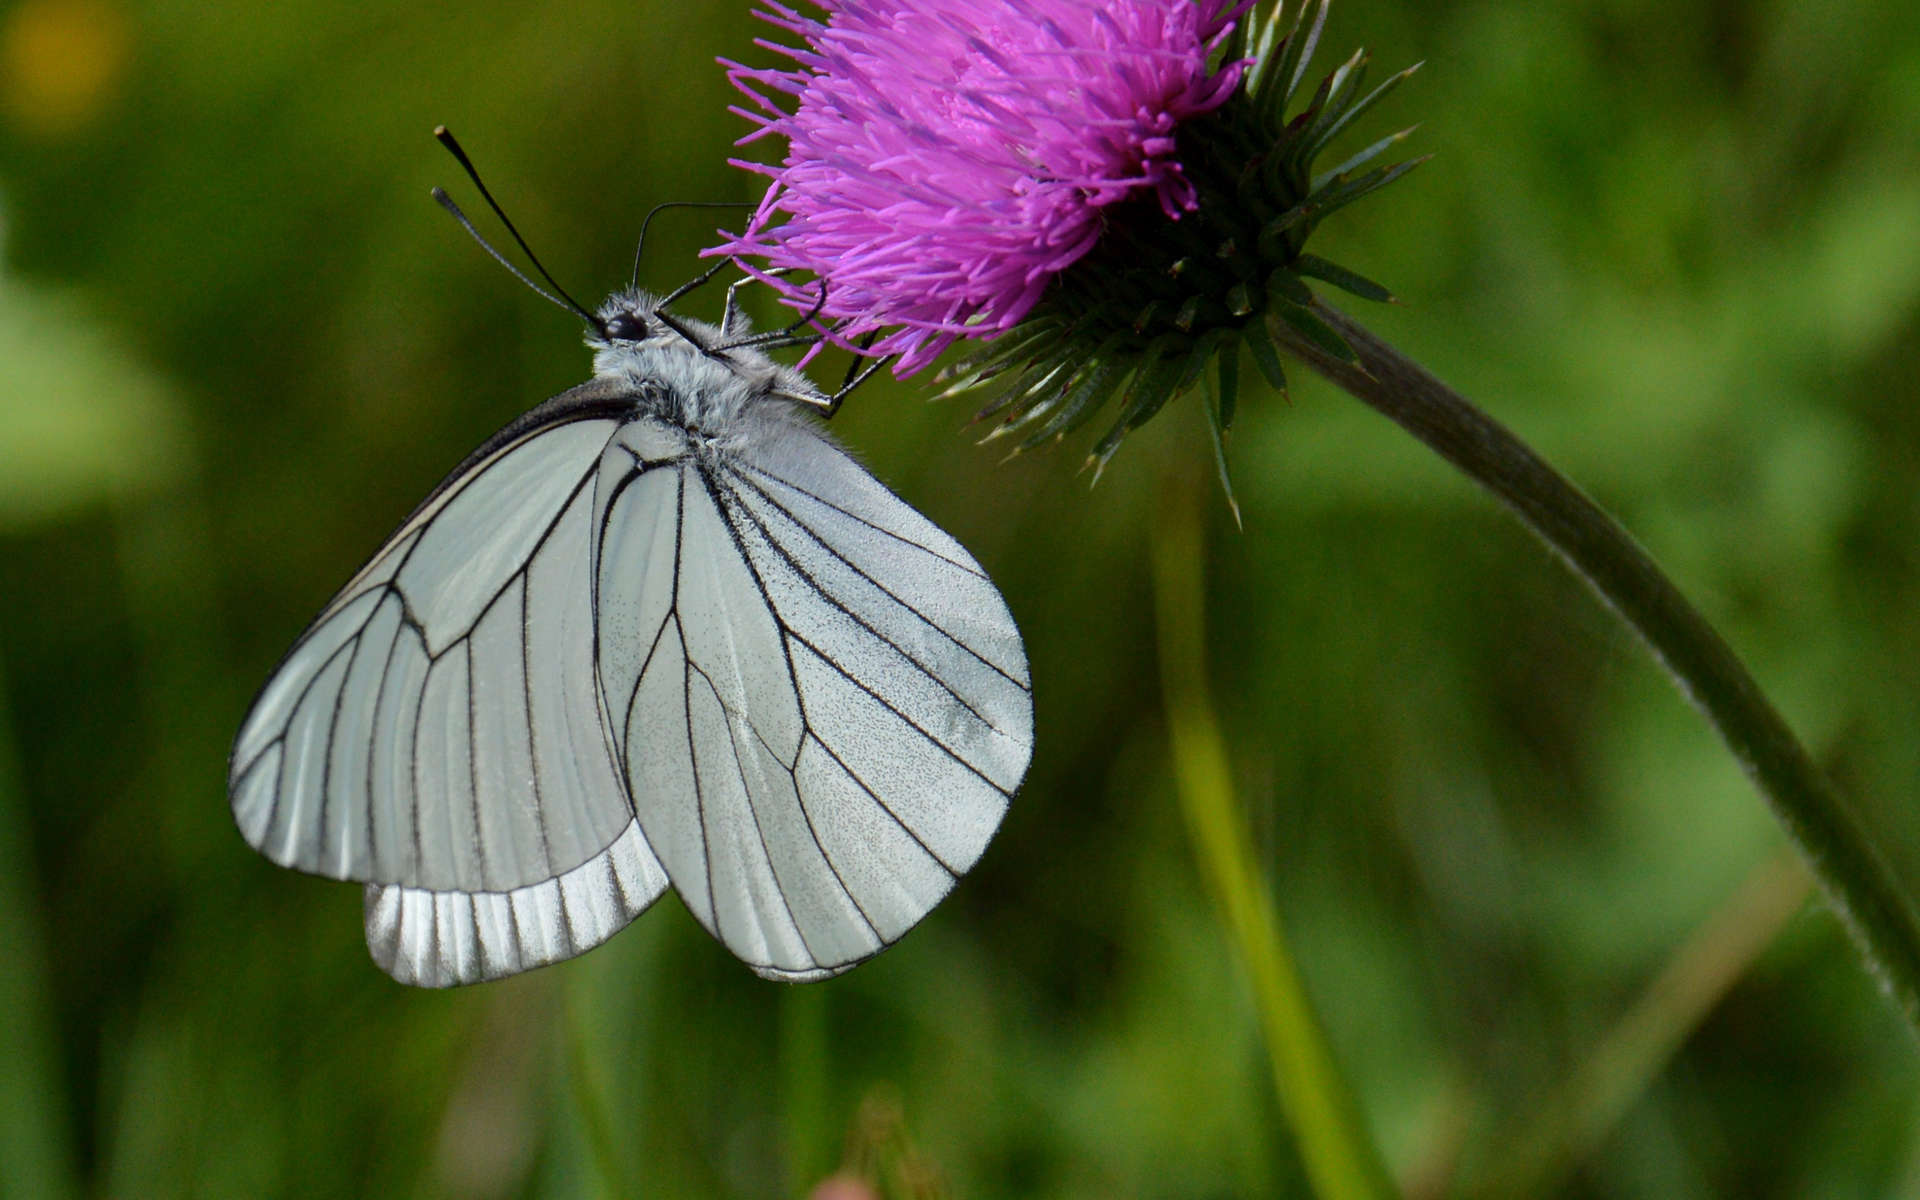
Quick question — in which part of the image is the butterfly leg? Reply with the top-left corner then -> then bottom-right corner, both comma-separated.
822,335 -> 889,419
721,268 -> 792,340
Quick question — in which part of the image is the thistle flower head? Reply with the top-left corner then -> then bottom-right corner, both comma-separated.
716,0 -> 1422,495
717,0 -> 1249,374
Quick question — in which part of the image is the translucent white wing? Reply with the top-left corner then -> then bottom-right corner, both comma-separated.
363,821 -> 663,987
228,388 -> 669,986
592,415 -> 1033,981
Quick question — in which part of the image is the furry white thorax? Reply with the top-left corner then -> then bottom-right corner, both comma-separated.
587,290 -> 826,444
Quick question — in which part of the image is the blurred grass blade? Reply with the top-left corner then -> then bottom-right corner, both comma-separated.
1475,848 -> 1813,1198
1152,487 -> 1395,1200
0,652 -> 81,1200
564,979 -> 639,1200
781,984 -> 831,1194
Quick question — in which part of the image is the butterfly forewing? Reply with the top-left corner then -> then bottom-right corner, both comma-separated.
587,417 -> 1033,981
229,397 -> 670,985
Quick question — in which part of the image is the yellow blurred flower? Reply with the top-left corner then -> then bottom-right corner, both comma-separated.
1,0 -> 132,138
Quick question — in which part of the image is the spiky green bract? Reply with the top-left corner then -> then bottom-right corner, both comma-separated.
953,0 -> 1423,495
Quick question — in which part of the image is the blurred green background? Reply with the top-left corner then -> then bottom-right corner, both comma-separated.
5,0 -> 1920,1196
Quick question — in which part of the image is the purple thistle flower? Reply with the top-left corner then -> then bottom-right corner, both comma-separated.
709,0 -> 1419,490
714,0 -> 1251,375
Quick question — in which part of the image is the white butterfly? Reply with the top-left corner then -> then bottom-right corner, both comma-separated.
228,286 -> 1033,987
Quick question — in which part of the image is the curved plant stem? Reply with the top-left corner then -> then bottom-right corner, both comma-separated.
1266,300 -> 1920,1034
1153,486 -> 1399,1200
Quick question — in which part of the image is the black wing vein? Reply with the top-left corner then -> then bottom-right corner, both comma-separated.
716,474 -> 1008,732
519,574 -> 555,877
725,465 -> 1028,694
785,628 -> 1013,798
691,659 -> 816,960
683,634 -> 720,938
739,719 -> 884,945
734,460 -> 988,580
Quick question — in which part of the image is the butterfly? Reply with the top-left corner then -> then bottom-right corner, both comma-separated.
227,274 -> 1033,987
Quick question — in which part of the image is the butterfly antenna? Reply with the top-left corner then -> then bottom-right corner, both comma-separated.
656,258 -> 730,312
430,189 -> 592,326
632,200 -> 756,291
649,308 -> 717,356
432,126 -> 601,331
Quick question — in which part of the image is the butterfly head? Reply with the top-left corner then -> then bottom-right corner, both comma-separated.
588,290 -> 827,428
588,291 -> 690,354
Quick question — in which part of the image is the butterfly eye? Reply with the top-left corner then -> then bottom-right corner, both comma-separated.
604,311 -> 650,341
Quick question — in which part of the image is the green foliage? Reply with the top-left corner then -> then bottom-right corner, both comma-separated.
4,0 -> 1920,1197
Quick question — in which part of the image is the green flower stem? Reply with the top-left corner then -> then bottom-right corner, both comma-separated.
1152,490 -> 1399,1200
1267,298 -> 1920,1034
